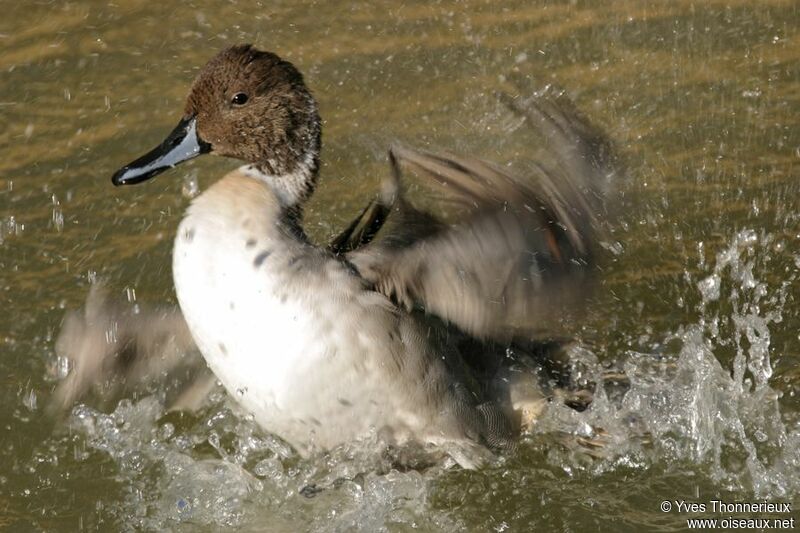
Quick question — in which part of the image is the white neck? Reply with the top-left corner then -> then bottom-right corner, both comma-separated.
239,149 -> 317,209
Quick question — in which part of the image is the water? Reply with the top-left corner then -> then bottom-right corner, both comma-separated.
1,0 -> 799,530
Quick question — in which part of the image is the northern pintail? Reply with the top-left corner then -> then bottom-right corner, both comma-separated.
69,44 -> 615,467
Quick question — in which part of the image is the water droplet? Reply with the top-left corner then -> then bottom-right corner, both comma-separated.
22,389 -> 37,411
176,497 -> 191,514
158,423 -> 175,440
52,207 -> 63,232
182,170 -> 199,198
576,422 -> 594,438
253,457 -> 283,478
698,274 -> 721,303
56,355 -> 70,379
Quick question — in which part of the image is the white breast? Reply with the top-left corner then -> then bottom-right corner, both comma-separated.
170,172 -> 419,453
174,215 -> 308,406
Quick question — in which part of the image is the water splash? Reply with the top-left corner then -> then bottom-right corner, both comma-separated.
536,229 -> 799,498
67,395 -> 459,531
63,228 -> 798,529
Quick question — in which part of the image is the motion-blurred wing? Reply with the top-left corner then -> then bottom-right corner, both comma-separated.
346,88 -> 617,341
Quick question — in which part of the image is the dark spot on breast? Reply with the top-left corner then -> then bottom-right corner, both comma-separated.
309,417 -> 322,427
183,227 -> 195,242
245,238 -> 257,248
337,398 -> 353,407
253,250 -> 272,267
287,256 -> 306,273
229,301 -> 235,310
218,342 -> 228,356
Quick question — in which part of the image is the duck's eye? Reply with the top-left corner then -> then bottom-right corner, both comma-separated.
231,93 -> 249,106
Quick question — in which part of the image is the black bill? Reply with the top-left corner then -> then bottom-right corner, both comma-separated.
111,116 -> 210,186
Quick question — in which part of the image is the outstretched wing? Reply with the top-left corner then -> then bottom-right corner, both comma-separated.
48,284 -> 213,416
342,88 -> 617,341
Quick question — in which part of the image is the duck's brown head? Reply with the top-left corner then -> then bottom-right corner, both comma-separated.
112,45 -> 321,198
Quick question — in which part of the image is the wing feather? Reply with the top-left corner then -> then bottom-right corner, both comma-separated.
345,88 -> 617,341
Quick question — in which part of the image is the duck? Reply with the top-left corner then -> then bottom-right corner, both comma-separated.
83,44 -> 616,468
